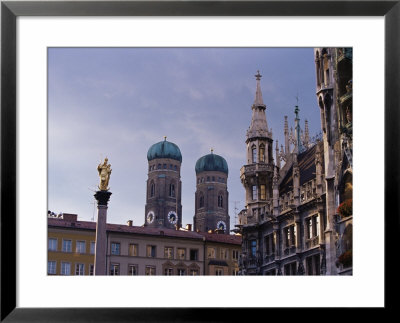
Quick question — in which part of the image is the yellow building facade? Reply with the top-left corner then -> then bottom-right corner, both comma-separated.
48,214 -> 96,275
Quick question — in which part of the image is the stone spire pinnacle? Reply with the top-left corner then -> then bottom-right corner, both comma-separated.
303,119 -> 310,148
247,71 -> 270,141
253,70 -> 266,108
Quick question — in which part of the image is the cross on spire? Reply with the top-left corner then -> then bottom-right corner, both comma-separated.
255,70 -> 262,80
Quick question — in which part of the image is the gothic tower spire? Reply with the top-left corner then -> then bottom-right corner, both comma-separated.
241,71 -> 275,225
247,71 -> 271,141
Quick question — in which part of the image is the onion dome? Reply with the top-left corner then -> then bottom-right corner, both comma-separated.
147,137 -> 182,162
195,150 -> 228,175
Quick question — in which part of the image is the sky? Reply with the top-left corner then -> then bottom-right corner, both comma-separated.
48,47 -> 321,230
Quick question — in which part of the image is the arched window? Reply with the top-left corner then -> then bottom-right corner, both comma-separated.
252,145 -> 257,163
218,194 -> 223,208
169,183 -> 175,197
150,182 -> 155,197
199,193 -> 204,208
259,144 -> 265,162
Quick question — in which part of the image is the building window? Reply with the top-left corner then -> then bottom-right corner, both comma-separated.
128,265 -> 138,276
259,144 -> 265,162
215,268 -> 223,276
164,268 -> 173,276
48,238 -> 57,251
145,266 -> 156,275
76,241 -> 86,254
163,164 -> 167,169
207,176 -> 210,182
190,249 -> 198,261
129,244 -> 138,257
199,194 -> 204,208
157,164 -> 161,169
252,186 -> 257,200
164,247 -> 174,259
75,263 -> 85,275
250,240 -> 257,258
61,262 -> 71,275
62,239 -> 72,252
260,185 -> 266,200
177,268 -> 186,276
90,241 -> 96,254
89,264 -> 94,276
265,234 -> 275,256
177,248 -> 186,260
306,215 -> 320,241
110,263 -> 120,275
147,245 -> 156,258
111,242 -> 120,255
150,182 -> 155,197
252,146 -> 257,163
174,165 -> 177,171
189,269 -> 199,276
220,248 -> 228,260
169,183 -> 175,197
218,195 -> 223,208
207,247 -> 216,259
48,261 -> 56,275
232,250 -> 239,261
284,262 -> 297,275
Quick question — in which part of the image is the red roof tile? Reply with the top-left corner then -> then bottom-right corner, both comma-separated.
48,217 -> 204,240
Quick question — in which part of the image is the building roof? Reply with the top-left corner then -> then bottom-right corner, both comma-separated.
48,217 -> 242,245
197,231 -> 242,245
195,152 -> 229,175
279,142 -> 324,195
147,138 -> 182,162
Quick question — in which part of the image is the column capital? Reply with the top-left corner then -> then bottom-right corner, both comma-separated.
94,190 -> 112,206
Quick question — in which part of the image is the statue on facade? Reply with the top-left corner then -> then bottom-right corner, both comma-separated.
97,157 -> 112,191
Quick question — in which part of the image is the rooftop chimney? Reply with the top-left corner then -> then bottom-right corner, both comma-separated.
62,213 -> 77,222
186,224 -> 192,231
127,220 -> 133,227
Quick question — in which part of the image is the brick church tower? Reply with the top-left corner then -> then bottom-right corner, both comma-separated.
194,150 -> 230,234
144,137 -> 182,229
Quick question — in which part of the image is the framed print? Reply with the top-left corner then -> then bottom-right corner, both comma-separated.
1,0 -> 398,321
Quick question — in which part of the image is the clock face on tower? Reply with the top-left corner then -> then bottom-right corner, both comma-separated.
217,220 -> 226,231
167,211 -> 177,224
146,211 -> 155,224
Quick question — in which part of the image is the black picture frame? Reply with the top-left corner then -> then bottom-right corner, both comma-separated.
1,1 -> 398,321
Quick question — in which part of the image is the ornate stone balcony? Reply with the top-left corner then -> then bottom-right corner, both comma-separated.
240,163 -> 274,178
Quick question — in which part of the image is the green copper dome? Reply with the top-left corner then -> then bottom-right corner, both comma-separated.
147,139 -> 182,162
195,153 -> 228,175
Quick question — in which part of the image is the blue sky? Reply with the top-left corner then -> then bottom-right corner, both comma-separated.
48,47 -> 320,229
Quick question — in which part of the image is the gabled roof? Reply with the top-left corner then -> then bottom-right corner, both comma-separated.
279,142 -> 324,195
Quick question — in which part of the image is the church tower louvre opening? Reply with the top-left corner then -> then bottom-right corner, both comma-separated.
144,137 -> 182,229
193,150 -> 230,234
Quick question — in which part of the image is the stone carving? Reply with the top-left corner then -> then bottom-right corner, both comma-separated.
97,158 -> 112,191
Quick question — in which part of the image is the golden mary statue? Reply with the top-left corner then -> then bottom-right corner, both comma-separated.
97,157 -> 112,191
